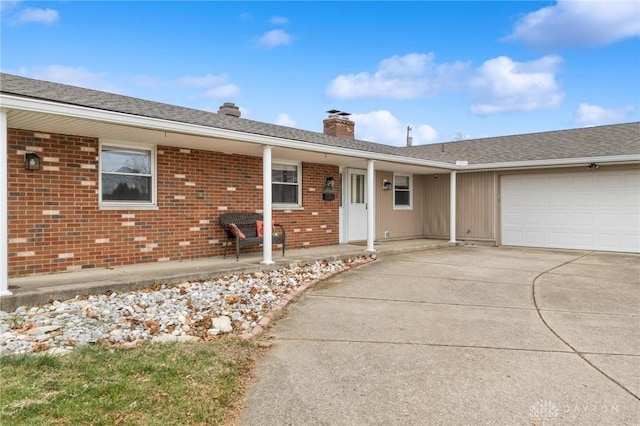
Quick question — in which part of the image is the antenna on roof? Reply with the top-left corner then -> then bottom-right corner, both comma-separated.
406,124 -> 413,147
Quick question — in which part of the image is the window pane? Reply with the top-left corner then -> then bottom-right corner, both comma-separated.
102,175 -> 152,201
394,190 -> 410,206
102,148 -> 151,174
272,164 -> 298,183
395,175 -> 409,190
350,174 -> 364,203
273,183 -> 298,204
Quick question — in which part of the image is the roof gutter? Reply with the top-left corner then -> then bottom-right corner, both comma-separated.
459,155 -> 640,171
0,94 -> 457,171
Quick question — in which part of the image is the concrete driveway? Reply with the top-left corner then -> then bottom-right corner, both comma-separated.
239,246 -> 639,425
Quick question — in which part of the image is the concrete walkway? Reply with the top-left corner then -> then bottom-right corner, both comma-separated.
1,239 -> 450,312
239,246 -> 640,425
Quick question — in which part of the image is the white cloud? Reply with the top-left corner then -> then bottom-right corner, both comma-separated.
270,16 -> 288,25
20,65 -> 121,92
16,7 -> 58,24
178,74 -> 240,99
326,53 -> 469,99
574,103 -> 635,125
505,0 -> 640,49
351,110 -> 438,146
202,84 -> 240,99
0,1 -> 20,13
275,113 -> 296,127
468,55 -> 564,115
256,29 -> 292,48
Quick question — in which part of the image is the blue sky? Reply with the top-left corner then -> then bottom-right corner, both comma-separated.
1,1 -> 639,146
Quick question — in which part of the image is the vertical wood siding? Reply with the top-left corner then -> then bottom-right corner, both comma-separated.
422,172 -> 496,241
375,171 -> 425,239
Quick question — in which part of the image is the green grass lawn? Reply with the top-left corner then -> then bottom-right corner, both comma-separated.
0,337 -> 261,425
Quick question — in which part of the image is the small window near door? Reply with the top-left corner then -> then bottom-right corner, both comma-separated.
393,173 -> 412,210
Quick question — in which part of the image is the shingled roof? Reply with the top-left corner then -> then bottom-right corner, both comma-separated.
0,73 -> 402,157
2,73 -> 638,166
399,122 -> 640,164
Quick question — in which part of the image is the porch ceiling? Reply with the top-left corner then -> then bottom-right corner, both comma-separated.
7,109 -> 449,175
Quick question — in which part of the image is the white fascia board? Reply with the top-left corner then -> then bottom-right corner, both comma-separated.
460,155 -> 640,171
1,94 -> 456,171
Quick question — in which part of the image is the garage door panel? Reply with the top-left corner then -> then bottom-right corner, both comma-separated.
619,213 -> 640,228
570,212 -> 593,227
571,175 -> 594,191
547,232 -> 568,246
524,212 -> 545,225
501,170 -> 640,253
524,176 -> 547,190
568,192 -> 593,207
621,173 -> 640,189
621,195 -> 640,209
526,194 -> 546,207
597,192 -> 619,205
572,233 -> 594,247
548,212 -> 569,226
547,193 -> 568,207
523,231 -> 545,245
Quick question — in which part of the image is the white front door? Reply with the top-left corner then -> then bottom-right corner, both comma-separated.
347,169 -> 367,241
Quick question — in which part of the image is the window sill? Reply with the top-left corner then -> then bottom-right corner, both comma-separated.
273,205 -> 304,211
393,206 -> 413,211
100,204 -> 159,211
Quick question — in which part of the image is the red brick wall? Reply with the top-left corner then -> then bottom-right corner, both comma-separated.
7,129 -> 340,276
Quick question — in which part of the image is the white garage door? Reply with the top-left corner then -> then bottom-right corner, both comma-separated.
501,170 -> 640,253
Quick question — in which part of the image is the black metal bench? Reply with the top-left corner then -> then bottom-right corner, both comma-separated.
219,212 -> 286,261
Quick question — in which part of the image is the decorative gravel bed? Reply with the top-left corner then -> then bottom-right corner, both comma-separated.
0,256 -> 374,356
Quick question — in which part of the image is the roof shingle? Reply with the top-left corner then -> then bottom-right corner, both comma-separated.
2,73 -> 638,165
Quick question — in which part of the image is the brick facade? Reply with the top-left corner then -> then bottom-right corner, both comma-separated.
7,129 -> 340,277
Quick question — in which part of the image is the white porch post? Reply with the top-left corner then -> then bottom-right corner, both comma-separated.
449,171 -> 457,244
366,159 -> 376,253
0,109 -> 10,296
261,145 -> 274,265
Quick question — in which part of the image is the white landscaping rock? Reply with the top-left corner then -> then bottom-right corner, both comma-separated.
212,316 -> 233,333
0,256 -> 370,355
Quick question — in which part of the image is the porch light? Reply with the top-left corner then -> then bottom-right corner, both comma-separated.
382,179 -> 392,190
25,152 -> 40,170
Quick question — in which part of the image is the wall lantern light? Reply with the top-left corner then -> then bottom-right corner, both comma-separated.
323,176 -> 335,201
382,179 -> 392,190
25,152 -> 40,170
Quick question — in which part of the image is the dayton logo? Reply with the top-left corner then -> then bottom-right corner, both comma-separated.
529,399 -> 559,425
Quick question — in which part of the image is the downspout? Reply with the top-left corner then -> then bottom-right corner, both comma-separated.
0,109 -> 10,296
449,171 -> 457,244
366,159 -> 376,253
261,145 -> 274,265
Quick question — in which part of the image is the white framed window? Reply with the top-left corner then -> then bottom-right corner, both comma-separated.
99,140 -> 157,210
272,160 -> 302,208
393,173 -> 412,210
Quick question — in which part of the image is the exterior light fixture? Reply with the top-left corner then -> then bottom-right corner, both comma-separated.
323,176 -> 335,201
382,179 -> 392,190
25,153 -> 40,170
588,163 -> 600,170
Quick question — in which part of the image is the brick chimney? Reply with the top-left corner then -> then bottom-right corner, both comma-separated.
218,102 -> 241,117
323,110 -> 355,140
